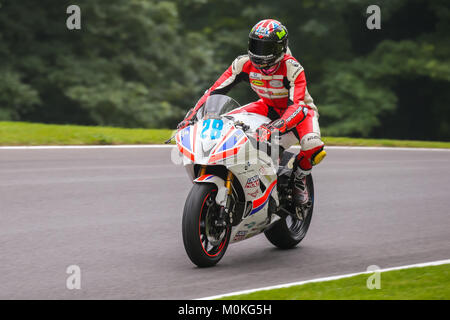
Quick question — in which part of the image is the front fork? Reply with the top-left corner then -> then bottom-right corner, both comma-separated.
224,170 -> 234,224
198,165 -> 234,225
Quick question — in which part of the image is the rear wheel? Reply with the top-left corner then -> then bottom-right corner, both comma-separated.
264,174 -> 314,249
182,183 -> 231,267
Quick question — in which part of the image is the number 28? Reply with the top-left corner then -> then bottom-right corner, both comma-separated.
201,119 -> 223,140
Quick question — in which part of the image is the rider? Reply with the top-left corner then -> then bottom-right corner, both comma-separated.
178,19 -> 326,206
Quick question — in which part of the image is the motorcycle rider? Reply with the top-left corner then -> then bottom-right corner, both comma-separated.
178,19 -> 326,206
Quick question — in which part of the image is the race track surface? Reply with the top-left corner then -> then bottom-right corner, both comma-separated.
0,146 -> 449,299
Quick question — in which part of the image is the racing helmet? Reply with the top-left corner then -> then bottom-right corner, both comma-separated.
248,19 -> 288,73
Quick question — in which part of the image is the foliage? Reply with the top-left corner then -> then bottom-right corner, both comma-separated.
0,0 -> 448,140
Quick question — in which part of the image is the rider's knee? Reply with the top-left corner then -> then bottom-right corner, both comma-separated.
297,133 -> 326,174
300,133 -> 324,151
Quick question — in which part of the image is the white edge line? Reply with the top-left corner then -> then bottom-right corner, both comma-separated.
196,259 -> 450,300
0,145 -> 449,151
0,145 -> 175,150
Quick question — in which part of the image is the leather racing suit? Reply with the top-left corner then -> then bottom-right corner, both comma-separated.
186,52 -> 325,175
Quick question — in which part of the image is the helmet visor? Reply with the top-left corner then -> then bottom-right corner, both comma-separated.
248,38 -> 278,57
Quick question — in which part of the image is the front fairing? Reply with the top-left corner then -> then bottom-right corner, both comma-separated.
176,114 -> 281,244
176,118 -> 249,166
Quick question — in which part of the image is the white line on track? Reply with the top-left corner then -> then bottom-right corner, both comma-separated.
0,145 -> 449,151
197,259 -> 450,300
0,145 -> 175,150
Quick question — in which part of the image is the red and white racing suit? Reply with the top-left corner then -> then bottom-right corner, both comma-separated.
189,53 -> 325,174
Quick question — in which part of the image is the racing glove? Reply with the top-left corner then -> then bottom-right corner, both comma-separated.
255,119 -> 288,143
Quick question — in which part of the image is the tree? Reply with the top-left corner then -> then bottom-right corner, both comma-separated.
0,0 -> 448,140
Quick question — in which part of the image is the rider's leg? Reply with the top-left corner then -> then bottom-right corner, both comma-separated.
227,99 -> 280,120
292,109 -> 326,205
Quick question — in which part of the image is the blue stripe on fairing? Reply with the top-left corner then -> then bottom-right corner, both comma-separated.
220,130 -> 244,152
181,126 -> 191,151
249,183 -> 276,216
249,199 -> 269,216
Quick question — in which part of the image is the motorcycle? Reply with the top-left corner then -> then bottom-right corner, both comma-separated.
174,94 -> 314,267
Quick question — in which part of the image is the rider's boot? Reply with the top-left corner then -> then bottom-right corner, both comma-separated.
293,143 -> 326,207
293,168 -> 310,207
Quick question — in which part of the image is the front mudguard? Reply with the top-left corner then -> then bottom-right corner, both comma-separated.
193,174 -> 228,207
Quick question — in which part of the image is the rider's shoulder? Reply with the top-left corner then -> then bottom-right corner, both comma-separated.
232,54 -> 250,74
283,54 -> 304,81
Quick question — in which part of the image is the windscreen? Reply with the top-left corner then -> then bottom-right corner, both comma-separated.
198,95 -> 240,120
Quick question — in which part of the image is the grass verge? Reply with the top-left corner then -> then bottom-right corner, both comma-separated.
0,121 -> 174,146
218,263 -> 450,300
1,121 -> 449,148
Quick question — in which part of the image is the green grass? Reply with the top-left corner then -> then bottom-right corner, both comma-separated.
323,136 -> 450,149
0,121 -> 174,146
0,121 -> 449,148
219,264 -> 450,300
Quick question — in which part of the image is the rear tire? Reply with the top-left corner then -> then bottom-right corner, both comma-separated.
182,183 -> 231,267
264,174 -> 314,249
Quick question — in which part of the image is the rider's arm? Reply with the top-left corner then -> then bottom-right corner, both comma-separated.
186,55 -> 250,121
279,59 -> 314,131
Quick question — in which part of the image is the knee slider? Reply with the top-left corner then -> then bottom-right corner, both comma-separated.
312,148 -> 326,166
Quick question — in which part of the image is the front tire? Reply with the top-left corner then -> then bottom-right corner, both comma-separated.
264,174 -> 314,249
182,183 -> 231,267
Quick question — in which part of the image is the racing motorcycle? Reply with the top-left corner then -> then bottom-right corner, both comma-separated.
173,94 -> 314,267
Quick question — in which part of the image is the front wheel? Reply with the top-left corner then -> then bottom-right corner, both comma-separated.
264,174 -> 314,249
182,183 -> 231,267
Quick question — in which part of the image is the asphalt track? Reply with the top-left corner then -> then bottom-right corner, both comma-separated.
0,146 -> 449,299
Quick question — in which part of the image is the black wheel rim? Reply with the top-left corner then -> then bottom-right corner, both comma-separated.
198,190 -> 228,257
287,179 -> 314,238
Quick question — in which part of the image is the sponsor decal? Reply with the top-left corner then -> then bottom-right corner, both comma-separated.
244,222 -> 256,229
254,88 -> 288,97
269,80 -> 283,88
251,79 -> 265,87
269,91 -> 288,96
286,106 -> 307,123
276,28 -> 286,39
247,190 -> 258,198
233,230 -> 247,241
250,72 -> 262,80
287,59 -> 300,68
307,135 -> 321,141
292,68 -> 302,79
287,59 -> 303,80
245,175 -> 260,189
